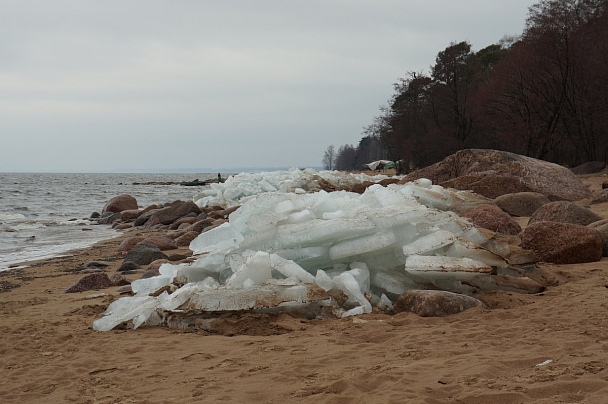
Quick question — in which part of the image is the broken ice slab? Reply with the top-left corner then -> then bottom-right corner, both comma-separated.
174,283 -> 329,312
445,238 -> 507,267
329,231 -> 396,260
366,206 -> 429,229
190,222 -> 244,254
405,255 -> 493,273
348,262 -> 371,292
401,230 -> 456,256
463,274 -> 544,294
273,245 -> 330,265
400,183 -> 462,210
372,272 -> 411,296
480,234 -> 539,265
225,251 -> 273,288
131,275 -> 173,295
332,271 -> 372,315
315,269 -> 334,291
274,218 -> 376,249
93,294 -> 163,332
269,254 -> 315,284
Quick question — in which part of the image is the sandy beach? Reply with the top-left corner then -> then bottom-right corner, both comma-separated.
2,174 -> 608,403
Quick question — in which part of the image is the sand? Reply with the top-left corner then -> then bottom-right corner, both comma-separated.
2,174 -> 608,403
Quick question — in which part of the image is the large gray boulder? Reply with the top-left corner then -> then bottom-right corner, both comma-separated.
394,290 -> 484,317
124,243 -> 168,265
528,201 -> 602,226
494,192 -> 551,217
521,221 -> 603,264
400,149 -> 592,201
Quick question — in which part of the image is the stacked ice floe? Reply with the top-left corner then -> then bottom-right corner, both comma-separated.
193,168 -> 391,208
94,172 -> 532,331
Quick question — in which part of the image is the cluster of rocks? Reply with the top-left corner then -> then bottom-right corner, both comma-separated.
66,194 -> 240,294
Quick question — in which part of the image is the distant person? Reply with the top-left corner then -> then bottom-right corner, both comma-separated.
217,173 -> 222,183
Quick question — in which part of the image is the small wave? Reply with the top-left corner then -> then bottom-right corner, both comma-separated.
14,206 -> 30,211
59,219 -> 91,226
9,222 -> 47,231
0,212 -> 26,221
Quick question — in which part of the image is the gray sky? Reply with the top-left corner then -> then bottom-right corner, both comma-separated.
1,0 -> 534,173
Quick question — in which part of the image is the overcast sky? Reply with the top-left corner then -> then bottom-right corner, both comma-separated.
1,0 -> 534,173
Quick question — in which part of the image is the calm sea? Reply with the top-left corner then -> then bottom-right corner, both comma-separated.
0,172 -> 217,271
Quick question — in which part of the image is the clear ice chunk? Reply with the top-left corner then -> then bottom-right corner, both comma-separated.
226,251 -> 273,288
401,230 -> 456,256
269,254 -> 315,284
333,272 -> 372,314
405,255 -> 493,273
315,269 -> 334,291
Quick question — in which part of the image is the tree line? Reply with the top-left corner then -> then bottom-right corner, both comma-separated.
324,0 -> 608,172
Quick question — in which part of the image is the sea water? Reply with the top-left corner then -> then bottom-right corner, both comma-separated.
0,172 -> 217,271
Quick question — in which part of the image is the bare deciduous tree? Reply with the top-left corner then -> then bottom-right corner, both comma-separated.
322,145 -> 336,170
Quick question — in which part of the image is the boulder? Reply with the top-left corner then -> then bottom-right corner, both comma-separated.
65,273 -> 113,293
393,290 -> 484,317
588,219 -> 608,256
175,231 -> 200,247
98,212 -> 121,225
168,251 -> 192,261
169,216 -> 198,230
143,215 -> 162,229
140,234 -> 177,251
137,201 -> 201,226
494,192 -> 551,217
117,261 -> 141,273
123,243 -> 168,266
521,221 -> 603,264
147,259 -> 170,271
528,201 -> 602,226
462,203 -> 521,235
591,189 -> 608,204
349,181 -> 374,194
140,268 -> 161,279
82,260 -> 113,269
102,194 -> 138,213
134,210 -> 157,226
400,149 -> 592,201
121,209 -> 142,222
570,161 -> 606,175
378,178 -> 401,187
187,218 -> 215,233
207,210 -> 225,220
166,230 -> 187,239
446,195 -> 495,216
118,236 -> 145,252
